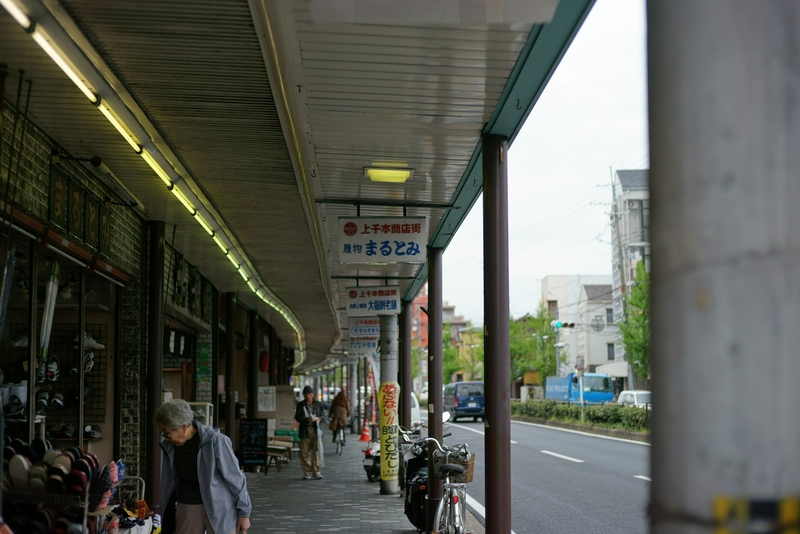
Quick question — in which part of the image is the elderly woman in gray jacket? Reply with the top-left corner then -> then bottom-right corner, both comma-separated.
155,399 -> 252,534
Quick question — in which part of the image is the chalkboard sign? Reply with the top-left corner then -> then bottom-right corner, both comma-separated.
240,419 -> 268,466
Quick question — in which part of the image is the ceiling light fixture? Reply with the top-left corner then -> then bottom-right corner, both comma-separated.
30,28 -> 97,103
212,234 -> 228,254
140,150 -> 173,187
95,101 -> 141,153
0,0 -> 30,28
364,161 -> 414,183
194,212 -> 215,236
170,183 -> 196,215
226,252 -> 240,270
237,266 -> 249,282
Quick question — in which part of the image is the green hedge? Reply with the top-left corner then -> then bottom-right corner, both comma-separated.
510,399 -> 650,432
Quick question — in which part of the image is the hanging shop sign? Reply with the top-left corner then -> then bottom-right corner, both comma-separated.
345,285 -> 401,316
338,217 -> 426,263
348,336 -> 378,359
49,164 -> 111,255
348,316 -> 380,337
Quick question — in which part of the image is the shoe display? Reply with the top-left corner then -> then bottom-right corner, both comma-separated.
83,425 -> 102,439
74,332 -> 104,350
46,355 -> 60,382
3,395 -> 24,417
51,393 -> 65,407
70,352 -> 94,376
37,392 -> 49,406
10,333 -> 28,348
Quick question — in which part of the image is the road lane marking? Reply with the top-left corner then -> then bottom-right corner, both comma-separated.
512,420 -> 651,446
540,450 -> 585,463
466,493 -> 517,534
634,475 -> 651,481
449,422 -> 518,443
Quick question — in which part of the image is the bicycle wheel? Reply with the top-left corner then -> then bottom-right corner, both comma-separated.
433,492 -> 451,534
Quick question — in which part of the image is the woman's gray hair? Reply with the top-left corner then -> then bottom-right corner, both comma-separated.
153,399 -> 194,430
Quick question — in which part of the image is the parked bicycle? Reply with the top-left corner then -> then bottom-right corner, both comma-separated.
401,414 -> 474,534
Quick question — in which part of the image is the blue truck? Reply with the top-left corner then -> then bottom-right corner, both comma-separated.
545,372 -> 615,404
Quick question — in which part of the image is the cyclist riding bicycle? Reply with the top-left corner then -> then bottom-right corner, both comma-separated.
328,390 -> 350,445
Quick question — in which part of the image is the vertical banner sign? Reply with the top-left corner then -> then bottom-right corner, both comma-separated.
98,203 -> 111,255
367,370 -> 378,424
345,286 -> 401,316
49,166 -> 68,230
85,195 -> 99,250
68,179 -> 84,240
378,381 -> 399,481
197,343 -> 212,399
339,217 -> 427,264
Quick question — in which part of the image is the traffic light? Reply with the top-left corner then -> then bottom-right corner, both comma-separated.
550,320 -> 575,329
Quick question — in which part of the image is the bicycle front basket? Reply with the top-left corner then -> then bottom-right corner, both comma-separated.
432,449 -> 475,483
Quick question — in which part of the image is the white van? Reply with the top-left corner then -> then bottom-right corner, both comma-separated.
617,390 -> 652,409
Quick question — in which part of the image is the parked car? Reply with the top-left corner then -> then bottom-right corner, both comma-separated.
617,390 -> 652,409
443,381 -> 485,421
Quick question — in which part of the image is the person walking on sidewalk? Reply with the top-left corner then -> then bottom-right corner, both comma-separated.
155,399 -> 252,534
295,385 -> 325,480
328,389 -> 350,444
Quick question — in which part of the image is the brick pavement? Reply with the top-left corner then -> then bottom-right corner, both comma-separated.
245,434 -> 484,533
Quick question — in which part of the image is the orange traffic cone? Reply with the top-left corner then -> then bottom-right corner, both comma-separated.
359,420 -> 371,442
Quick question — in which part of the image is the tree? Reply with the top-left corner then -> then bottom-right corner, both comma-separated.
619,260 -> 650,382
442,323 -> 461,382
509,302 -> 557,381
460,326 -> 484,380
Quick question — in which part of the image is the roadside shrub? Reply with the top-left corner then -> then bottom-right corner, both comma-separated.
511,399 -> 649,432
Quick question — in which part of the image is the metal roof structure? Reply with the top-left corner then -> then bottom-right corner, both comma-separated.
0,0 -> 594,372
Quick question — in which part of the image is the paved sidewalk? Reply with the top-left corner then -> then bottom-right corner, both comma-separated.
245,433 -> 485,533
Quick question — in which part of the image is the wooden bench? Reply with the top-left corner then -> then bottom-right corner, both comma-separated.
265,446 -> 287,473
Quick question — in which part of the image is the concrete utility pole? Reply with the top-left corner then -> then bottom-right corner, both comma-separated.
649,2 -> 800,532
379,314 -> 399,495
426,248 -> 444,532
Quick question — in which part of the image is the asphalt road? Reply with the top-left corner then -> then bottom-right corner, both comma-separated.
422,416 -> 650,533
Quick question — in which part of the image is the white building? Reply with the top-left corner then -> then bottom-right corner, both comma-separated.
541,275 -> 613,376
609,169 -> 650,387
577,285 -> 618,373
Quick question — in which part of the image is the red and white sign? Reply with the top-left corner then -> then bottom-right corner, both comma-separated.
339,217 -> 427,264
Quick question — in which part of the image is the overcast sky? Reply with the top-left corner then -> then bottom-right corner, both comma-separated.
441,0 -> 649,326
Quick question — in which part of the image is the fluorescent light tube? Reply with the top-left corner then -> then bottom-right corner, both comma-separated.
247,279 -> 257,293
238,266 -> 249,282
171,184 -> 196,215
194,213 -> 215,236
1,0 -> 30,28
31,29 -> 97,103
226,251 -> 239,269
141,150 -> 172,187
256,289 -> 267,300
213,234 -> 228,254
97,102 -> 141,153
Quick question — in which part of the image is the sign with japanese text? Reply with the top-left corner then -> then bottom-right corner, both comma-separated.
339,217 -> 426,264
348,316 -> 380,337
348,336 -> 378,358
49,166 -> 68,230
346,286 -> 401,316
378,381 -> 399,481
68,179 -> 84,240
